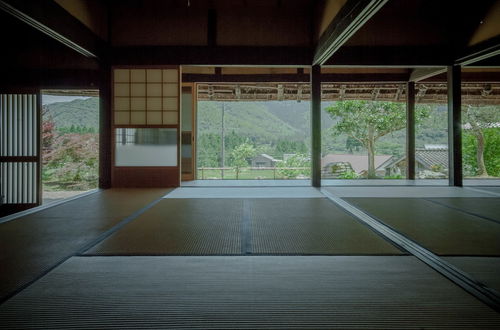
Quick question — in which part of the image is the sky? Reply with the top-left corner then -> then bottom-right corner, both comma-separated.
41,95 -> 91,105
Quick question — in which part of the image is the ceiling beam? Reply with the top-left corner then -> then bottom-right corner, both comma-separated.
182,72 -> 410,83
456,35 -> 500,66
0,0 -> 104,58
0,68 -> 100,89
112,46 -> 312,66
325,46 -> 453,66
182,73 -> 309,83
409,67 -> 447,82
423,71 -> 500,83
313,0 -> 388,65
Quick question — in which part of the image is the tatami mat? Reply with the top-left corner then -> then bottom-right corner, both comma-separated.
444,257 -> 500,293
344,198 -> 500,255
85,198 -> 403,256
1,256 -> 499,329
427,197 -> 500,223
250,198 -> 403,255
85,199 -> 243,255
324,186 -> 493,198
15,188 -> 170,221
466,187 -> 500,197
0,188 -> 170,301
165,187 -> 325,198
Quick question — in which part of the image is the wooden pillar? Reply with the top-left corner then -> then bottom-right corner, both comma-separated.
447,65 -> 462,187
99,63 -> 112,189
406,82 -> 415,180
311,65 -> 321,187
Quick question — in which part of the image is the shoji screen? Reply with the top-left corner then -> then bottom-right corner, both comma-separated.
0,93 -> 40,216
111,67 -> 180,187
113,68 -> 179,125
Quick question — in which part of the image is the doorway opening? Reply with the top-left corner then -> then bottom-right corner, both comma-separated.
192,83 -> 311,183
41,90 -> 99,204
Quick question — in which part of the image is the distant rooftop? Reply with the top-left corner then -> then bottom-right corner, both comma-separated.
321,154 -> 392,174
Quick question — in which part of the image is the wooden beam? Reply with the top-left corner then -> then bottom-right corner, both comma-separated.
456,35 -> 500,66
0,0 -> 104,58
0,69 -> 101,89
182,73 -> 310,83
325,46 -> 452,66
99,64 -> 111,189
311,65 -> 322,187
207,8 -> 217,47
321,73 -> 408,82
409,68 -> 447,82
111,46 -> 312,66
422,71 -> 500,83
406,82 -> 415,180
313,0 -> 388,65
447,65 -> 462,187
182,73 -> 409,83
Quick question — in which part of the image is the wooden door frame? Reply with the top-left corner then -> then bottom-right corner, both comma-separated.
181,82 -> 197,181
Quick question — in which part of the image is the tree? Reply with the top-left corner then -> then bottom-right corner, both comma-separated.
277,154 -> 311,179
230,143 -> 256,169
345,136 -> 362,153
324,100 -> 430,178
41,117 -> 56,152
462,105 -> 500,177
276,140 -> 307,156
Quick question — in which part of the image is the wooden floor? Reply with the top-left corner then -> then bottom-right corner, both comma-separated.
0,186 -> 499,327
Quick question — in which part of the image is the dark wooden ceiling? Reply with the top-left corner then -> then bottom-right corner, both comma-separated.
0,0 -> 498,88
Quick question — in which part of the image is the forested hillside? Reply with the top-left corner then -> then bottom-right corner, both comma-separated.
197,101 -> 300,142
43,97 -> 99,131
198,100 -> 452,167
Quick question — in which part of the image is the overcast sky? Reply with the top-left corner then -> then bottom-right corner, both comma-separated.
41,95 -> 91,105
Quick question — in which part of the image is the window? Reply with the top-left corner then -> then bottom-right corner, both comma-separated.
115,128 -> 177,166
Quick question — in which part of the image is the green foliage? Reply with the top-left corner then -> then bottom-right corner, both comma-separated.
277,154 -> 311,179
463,105 -> 500,129
462,105 -> 500,176
197,102 -> 310,168
197,133 -> 221,167
324,100 -> 429,178
43,132 -> 99,190
276,140 -> 307,155
345,136 -> 362,153
463,128 -> 500,177
338,170 -> 359,179
41,97 -> 99,190
197,101 -> 299,143
230,143 -> 256,168
58,125 -> 96,134
384,174 -> 403,179
462,132 -> 477,176
325,100 -> 429,140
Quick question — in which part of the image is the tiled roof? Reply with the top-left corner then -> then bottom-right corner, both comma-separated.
321,154 -> 393,174
415,149 -> 448,169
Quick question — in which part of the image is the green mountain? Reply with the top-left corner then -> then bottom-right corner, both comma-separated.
197,101 -> 302,143
265,101 -> 335,136
43,97 -> 99,130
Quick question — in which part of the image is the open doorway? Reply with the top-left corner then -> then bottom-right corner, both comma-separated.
194,83 -> 311,182
41,90 -> 99,204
